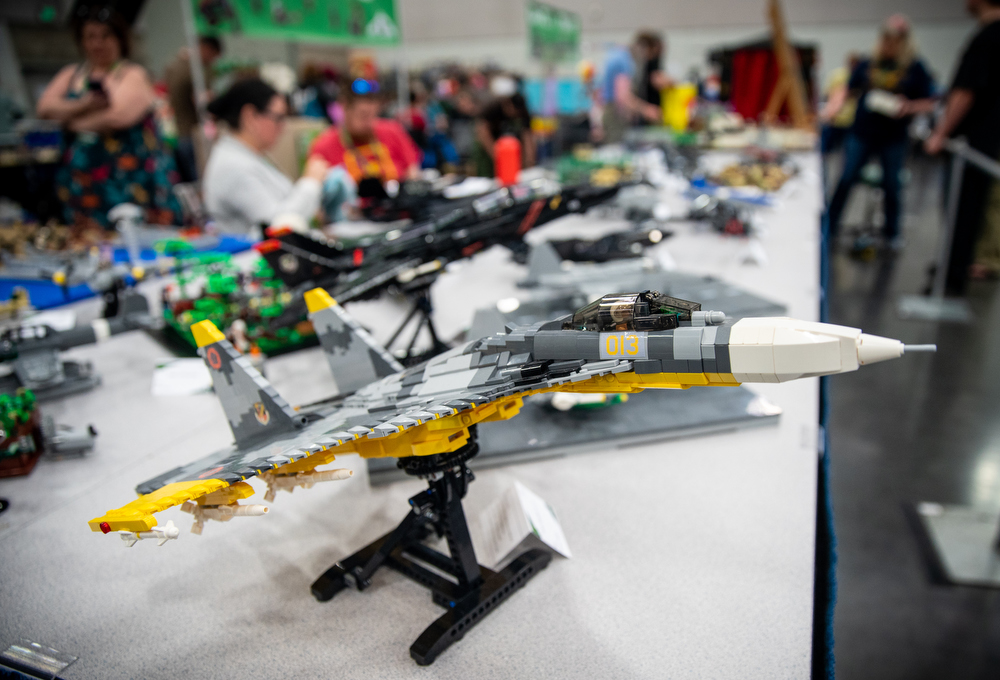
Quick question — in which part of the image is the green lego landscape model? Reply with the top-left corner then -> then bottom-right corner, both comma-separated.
161,253 -> 316,356
0,388 -> 42,478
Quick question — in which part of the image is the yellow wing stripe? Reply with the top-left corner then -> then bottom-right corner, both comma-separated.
88,479 -> 229,533
269,370 -> 734,472
88,370 -> 736,534
555,372 -> 740,393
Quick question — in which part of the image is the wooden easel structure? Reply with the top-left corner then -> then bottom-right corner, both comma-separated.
762,0 -> 812,129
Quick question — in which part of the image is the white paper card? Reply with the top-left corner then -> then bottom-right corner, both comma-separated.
151,358 -> 212,396
514,481 -> 572,559
471,480 -> 571,569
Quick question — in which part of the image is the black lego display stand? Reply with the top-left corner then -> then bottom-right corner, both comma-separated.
310,428 -> 552,665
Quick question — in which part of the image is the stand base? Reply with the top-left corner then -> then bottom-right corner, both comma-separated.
913,502 -> 1000,588
312,537 -> 550,665
311,440 -> 552,665
897,295 -> 973,323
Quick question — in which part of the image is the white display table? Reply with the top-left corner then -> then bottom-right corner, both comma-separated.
0,152 -> 822,679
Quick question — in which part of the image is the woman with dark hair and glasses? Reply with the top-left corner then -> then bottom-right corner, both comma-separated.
202,78 -> 330,235
36,5 -> 181,227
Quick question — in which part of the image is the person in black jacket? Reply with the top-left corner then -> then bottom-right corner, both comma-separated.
824,14 -> 937,250
925,0 -> 1000,294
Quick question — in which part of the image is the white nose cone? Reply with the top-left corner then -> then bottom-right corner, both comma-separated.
727,318 -> 923,383
857,333 -> 904,365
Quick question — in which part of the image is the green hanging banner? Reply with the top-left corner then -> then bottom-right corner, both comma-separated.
526,1 -> 580,64
191,0 -> 401,46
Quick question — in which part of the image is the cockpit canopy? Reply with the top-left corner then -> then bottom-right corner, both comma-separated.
564,291 -> 701,332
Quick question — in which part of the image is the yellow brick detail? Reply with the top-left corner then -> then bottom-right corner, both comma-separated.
304,287 -> 337,314
191,320 -> 226,348
197,481 -> 255,506
88,479 -> 230,533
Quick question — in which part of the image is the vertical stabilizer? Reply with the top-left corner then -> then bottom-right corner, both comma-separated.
192,321 -> 303,448
525,242 -> 563,284
305,288 -> 404,395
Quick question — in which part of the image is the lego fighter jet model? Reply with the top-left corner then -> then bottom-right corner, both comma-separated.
0,290 -> 154,400
89,289 -> 933,665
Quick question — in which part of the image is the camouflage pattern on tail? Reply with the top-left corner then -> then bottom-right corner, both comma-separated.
305,288 -> 404,396
191,321 -> 304,448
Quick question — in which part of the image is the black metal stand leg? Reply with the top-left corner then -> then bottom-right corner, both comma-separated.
384,287 -> 451,365
385,303 -> 423,350
436,477 -> 482,588
311,488 -> 432,601
402,313 -> 425,359
310,436 -> 553,665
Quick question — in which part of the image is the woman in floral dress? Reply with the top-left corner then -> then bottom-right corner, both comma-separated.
36,6 -> 181,227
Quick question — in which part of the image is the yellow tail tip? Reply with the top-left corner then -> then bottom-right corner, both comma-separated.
304,288 -> 337,314
191,320 -> 226,348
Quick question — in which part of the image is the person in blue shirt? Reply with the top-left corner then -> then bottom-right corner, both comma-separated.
825,15 -> 937,250
599,33 -> 665,143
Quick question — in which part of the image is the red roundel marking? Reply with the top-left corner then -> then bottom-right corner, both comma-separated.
206,347 -> 222,370
100,522 -> 111,534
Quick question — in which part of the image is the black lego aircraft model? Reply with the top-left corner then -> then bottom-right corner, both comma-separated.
354,177 -> 472,224
257,180 -> 627,297
256,181 -> 629,360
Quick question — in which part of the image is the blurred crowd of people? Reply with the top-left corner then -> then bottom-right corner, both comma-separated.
20,1 -> 1000,295
21,6 -> 682,241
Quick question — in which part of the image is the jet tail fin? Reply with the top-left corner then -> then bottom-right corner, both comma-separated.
305,288 -> 403,395
191,321 -> 304,448
468,307 -> 507,340
525,242 -> 563,284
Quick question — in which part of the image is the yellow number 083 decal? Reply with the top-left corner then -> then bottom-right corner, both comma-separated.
599,332 -> 648,359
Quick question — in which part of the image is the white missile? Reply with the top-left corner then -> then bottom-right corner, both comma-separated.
726,317 -> 937,383
181,501 -> 270,534
200,504 -> 270,520
120,520 -> 180,547
262,468 -> 354,502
